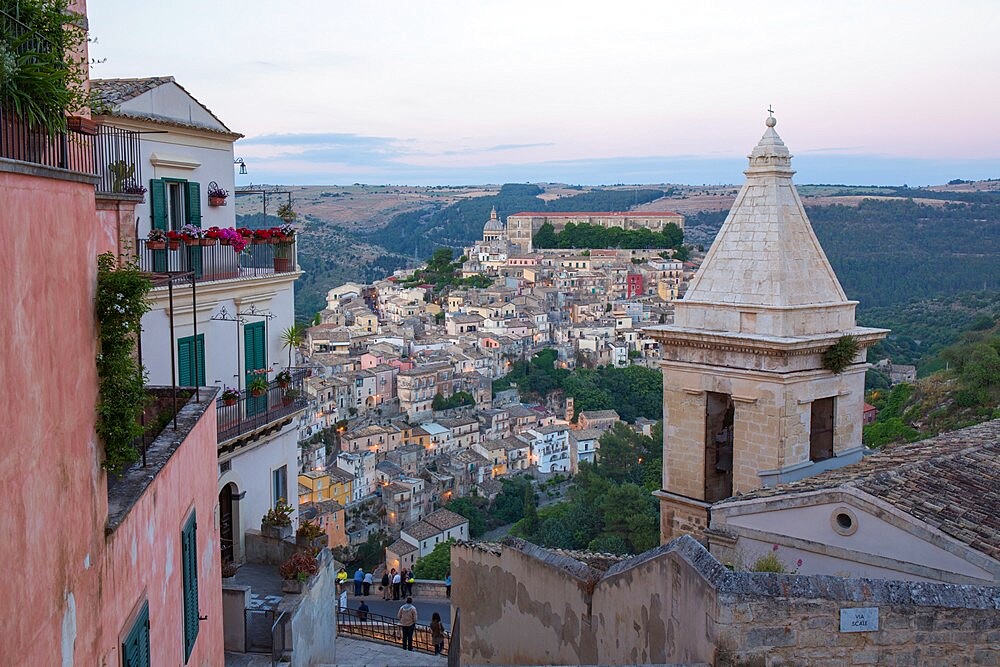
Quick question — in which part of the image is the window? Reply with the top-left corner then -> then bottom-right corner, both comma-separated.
272,466 -> 288,505
177,334 -> 205,387
181,512 -> 199,662
122,601 -> 150,667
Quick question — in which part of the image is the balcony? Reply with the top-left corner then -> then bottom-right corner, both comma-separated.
137,237 -> 297,284
217,369 -> 308,445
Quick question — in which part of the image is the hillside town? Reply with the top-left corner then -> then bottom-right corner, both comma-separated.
295,206 -> 696,566
4,2 -> 998,666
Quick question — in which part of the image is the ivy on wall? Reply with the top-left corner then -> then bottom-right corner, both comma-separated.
95,253 -> 151,473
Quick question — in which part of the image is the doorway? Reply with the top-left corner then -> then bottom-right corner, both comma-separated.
219,483 -> 237,563
810,397 -> 835,462
704,392 -> 734,502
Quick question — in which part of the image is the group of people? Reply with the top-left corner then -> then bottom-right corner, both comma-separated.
395,598 -> 445,654
379,567 -> 415,600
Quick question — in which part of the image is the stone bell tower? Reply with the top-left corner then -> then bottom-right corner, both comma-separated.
645,115 -> 888,543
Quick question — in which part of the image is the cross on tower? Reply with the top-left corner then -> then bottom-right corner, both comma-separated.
767,105 -> 774,117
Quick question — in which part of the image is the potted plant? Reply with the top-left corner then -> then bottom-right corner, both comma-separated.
107,160 -> 136,194
146,228 -> 168,250
276,202 -> 297,224
166,230 -> 184,250
208,184 -> 229,207
261,499 -> 294,540
181,224 -> 204,245
279,551 -> 319,594
221,560 -> 239,583
221,386 -> 240,406
247,376 -> 268,398
204,226 -> 222,246
296,519 -> 327,549
282,388 -> 301,408
123,183 -> 148,201
276,369 -> 292,389
252,228 -> 273,245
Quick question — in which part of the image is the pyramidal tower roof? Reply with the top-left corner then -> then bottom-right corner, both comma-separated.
674,115 -> 857,338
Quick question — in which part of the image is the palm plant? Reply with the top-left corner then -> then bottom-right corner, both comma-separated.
281,324 -> 305,367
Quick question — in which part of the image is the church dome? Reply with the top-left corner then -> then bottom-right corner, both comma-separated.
483,206 -> 504,232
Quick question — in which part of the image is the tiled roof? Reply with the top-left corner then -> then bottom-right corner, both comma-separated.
401,521 -> 440,541
579,409 -> 620,420
91,76 -> 239,136
387,538 -> 419,555
424,508 -> 469,531
91,76 -> 175,105
719,420 -> 1000,560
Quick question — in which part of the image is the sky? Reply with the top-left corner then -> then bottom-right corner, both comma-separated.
87,0 -> 1000,187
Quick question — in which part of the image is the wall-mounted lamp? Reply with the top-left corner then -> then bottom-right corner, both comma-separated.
234,157 -> 248,175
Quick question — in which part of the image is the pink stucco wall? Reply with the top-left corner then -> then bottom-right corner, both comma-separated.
0,169 -> 222,664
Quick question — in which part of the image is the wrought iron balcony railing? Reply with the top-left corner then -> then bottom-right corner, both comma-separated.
336,608 -> 449,656
137,237 -> 297,284
0,105 -> 96,175
217,368 -> 309,444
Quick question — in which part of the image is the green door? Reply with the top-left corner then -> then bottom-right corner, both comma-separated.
184,181 -> 203,279
244,321 -> 267,416
150,179 -> 168,272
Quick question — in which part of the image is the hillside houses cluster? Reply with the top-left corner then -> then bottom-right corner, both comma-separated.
291,210 -> 699,559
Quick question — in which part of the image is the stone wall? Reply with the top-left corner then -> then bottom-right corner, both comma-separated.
245,528 -> 299,565
288,550 -> 339,666
452,536 -> 1000,666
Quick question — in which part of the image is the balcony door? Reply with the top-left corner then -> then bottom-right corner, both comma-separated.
244,321 -> 267,417
149,178 -> 201,275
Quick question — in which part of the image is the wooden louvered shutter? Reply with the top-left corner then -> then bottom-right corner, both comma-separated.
185,181 -> 202,227
181,512 -> 200,661
150,179 -> 167,229
121,601 -> 150,667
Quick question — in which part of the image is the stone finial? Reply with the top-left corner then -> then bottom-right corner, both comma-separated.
766,115 -> 776,128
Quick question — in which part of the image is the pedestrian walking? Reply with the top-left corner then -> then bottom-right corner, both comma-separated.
406,571 -> 415,597
430,611 -> 445,655
397,597 -> 418,651
444,572 -> 451,598
391,569 -> 401,600
381,570 -> 391,600
353,567 -> 364,596
399,568 -> 408,596
363,570 -> 372,596
357,600 -> 369,622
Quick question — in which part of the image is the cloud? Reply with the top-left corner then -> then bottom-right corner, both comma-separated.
240,132 -> 400,147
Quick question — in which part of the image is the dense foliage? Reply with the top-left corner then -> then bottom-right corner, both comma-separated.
1,0 -> 90,133
493,349 -> 662,422
331,531 -> 390,574
863,325 -> 1000,446
443,476 -> 535,537
511,423 -> 662,554
432,391 -> 475,410
95,253 -> 152,473
859,292 -> 1000,371
533,221 -> 683,250
366,184 -> 667,258
413,538 -> 454,580
399,247 -> 492,291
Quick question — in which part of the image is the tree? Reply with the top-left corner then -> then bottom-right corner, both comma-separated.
413,538 -> 454,580
280,323 -> 305,367
521,484 -> 538,535
534,222 -> 558,248
446,498 -> 486,538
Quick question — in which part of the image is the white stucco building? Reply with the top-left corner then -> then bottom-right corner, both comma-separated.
92,76 -> 305,565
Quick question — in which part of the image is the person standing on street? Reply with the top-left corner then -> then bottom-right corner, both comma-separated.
444,572 -> 452,598
357,599 -> 369,622
406,571 -> 415,597
397,597 -> 418,651
391,568 -> 401,600
430,611 -> 445,655
353,567 -> 364,596
381,569 -> 391,600
363,570 -> 372,596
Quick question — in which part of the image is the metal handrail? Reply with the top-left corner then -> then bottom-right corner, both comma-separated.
136,238 -> 297,284
336,607 -> 449,656
217,368 -> 309,443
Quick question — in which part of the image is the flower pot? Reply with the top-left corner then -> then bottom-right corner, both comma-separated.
147,241 -> 166,250
220,238 -> 232,246
269,238 -> 281,245
261,524 -> 293,540
282,578 -> 306,594
252,238 -> 268,245
277,380 -> 290,389
209,196 -> 227,207
223,398 -> 237,406
250,388 -> 266,398
168,240 -> 181,250
184,238 -> 200,246
201,238 -> 217,246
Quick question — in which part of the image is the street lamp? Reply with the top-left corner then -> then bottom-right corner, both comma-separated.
234,157 -> 248,175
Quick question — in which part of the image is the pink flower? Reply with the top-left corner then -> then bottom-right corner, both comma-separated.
772,544 -> 779,552
796,558 -> 803,567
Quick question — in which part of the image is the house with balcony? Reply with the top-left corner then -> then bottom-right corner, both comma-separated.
91,76 -> 306,566
1,5 -> 224,660
524,424 -> 573,474
337,450 -> 378,502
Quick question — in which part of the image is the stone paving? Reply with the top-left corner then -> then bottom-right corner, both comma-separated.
320,636 -> 447,667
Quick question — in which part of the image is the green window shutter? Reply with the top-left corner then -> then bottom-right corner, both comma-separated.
244,322 -> 267,416
150,179 -> 167,230
122,601 -> 150,667
177,334 -> 205,387
185,181 -> 202,227
181,511 -> 200,662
